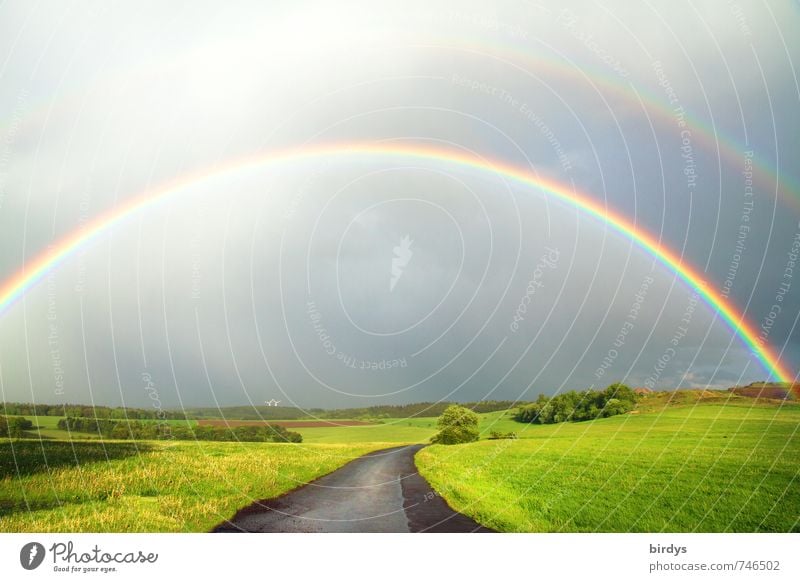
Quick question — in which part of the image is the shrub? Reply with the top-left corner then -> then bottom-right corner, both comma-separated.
431,405 -> 480,445
488,431 -> 518,440
56,416 -> 302,443
0,415 -> 33,437
514,383 -> 636,425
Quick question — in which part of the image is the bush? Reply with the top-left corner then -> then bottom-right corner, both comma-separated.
431,405 -> 479,445
431,425 -> 480,445
57,417 -> 302,443
0,415 -> 33,437
514,383 -> 637,425
488,431 -> 517,440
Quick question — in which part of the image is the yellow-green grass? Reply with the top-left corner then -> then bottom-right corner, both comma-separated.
297,419 -> 437,443
416,403 -> 800,532
295,412 -> 524,443
20,416 -> 77,440
634,389 -> 794,412
12,412 -> 523,444
7,415 -> 198,440
0,439 -> 385,532
476,410 -> 528,436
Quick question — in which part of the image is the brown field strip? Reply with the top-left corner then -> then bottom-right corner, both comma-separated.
196,419 -> 375,428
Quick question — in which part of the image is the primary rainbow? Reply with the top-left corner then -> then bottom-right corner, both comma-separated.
0,141 -> 792,382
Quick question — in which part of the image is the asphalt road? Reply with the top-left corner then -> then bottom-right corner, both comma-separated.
213,444 -> 493,533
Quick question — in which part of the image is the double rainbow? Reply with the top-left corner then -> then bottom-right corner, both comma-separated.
0,142 -> 792,382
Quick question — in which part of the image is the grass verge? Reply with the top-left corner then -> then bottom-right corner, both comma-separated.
0,439 -> 384,532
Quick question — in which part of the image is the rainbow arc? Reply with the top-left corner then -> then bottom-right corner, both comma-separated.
0,142 -> 792,382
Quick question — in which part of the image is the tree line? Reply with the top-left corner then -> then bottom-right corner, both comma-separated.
514,383 -> 637,424
0,415 -> 33,437
188,400 -> 523,420
1,402 -> 187,420
57,417 -> 302,442
323,400 -> 523,419
4,400 -> 523,422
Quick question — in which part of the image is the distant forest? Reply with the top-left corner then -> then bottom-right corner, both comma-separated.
58,416 -> 302,443
3,383 -> 791,422
2,400 -> 523,421
0,402 -> 187,420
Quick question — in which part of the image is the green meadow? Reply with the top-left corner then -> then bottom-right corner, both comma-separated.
13,415 -> 198,440
0,439 -> 384,532
416,403 -> 800,532
2,394 -> 798,532
295,412 -> 520,443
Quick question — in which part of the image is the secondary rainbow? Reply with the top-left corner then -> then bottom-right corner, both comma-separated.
0,141 -> 792,382
4,43 -> 800,213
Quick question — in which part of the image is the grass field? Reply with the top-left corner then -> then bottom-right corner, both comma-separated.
297,416 -> 439,443
416,403 -> 800,532
7,415 -> 198,440
0,439 -> 385,532
3,396 -> 798,533
295,411 -> 523,443
8,411 -> 523,444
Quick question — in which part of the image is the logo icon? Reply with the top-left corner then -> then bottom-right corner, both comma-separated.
390,235 -> 414,292
20,542 -> 45,570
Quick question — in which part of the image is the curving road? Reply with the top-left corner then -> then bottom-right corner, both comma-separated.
213,444 -> 493,533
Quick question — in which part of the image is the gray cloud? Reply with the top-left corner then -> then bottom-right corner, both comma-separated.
0,0 -> 798,409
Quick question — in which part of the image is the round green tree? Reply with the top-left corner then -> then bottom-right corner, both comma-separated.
431,404 -> 480,445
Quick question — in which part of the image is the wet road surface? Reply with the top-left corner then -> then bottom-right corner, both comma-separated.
213,444 -> 493,533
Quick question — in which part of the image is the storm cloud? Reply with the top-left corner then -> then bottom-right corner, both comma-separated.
0,0 -> 798,410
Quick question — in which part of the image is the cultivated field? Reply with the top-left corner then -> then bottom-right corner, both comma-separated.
416,403 -> 800,532
0,439 -> 385,532
197,419 -> 375,428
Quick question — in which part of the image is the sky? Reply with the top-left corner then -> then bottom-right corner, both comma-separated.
0,0 -> 798,410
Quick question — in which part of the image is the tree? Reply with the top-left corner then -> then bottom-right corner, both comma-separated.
602,398 -> 630,417
431,405 -> 480,445
513,383 -> 637,426
0,415 -> 32,437
602,382 -> 636,406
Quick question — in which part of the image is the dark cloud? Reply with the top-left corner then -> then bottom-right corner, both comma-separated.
0,1 -> 797,408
